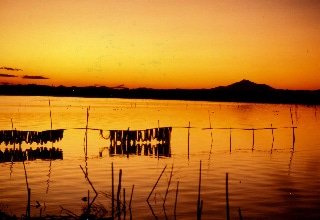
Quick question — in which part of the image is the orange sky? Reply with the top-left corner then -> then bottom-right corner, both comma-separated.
1,0 -> 320,90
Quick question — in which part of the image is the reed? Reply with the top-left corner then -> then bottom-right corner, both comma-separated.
129,184 -> 134,210
117,169 -> 122,220
123,188 -> 126,218
112,162 -> 115,219
80,165 -> 98,195
87,190 -> 90,214
129,185 -> 134,220
174,181 -> 179,220
27,188 -> 31,219
79,165 -> 98,214
238,207 -> 242,220
147,165 -> 167,201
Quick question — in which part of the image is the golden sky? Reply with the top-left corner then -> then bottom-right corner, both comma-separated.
1,0 -> 320,90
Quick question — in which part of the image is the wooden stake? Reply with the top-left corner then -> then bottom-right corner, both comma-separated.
271,124 -> 274,152
229,128 -> 232,153
252,129 -> 255,151
188,121 -> 190,160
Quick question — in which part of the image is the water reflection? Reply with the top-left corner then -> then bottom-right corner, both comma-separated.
0,147 -> 63,162
99,127 -> 172,157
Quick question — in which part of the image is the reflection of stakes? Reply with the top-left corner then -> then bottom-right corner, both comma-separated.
226,172 -> 230,220
290,107 -> 296,151
111,162 -> 115,219
271,124 -> 275,152
85,108 -> 89,174
129,184 -> 134,220
197,160 -> 203,220
163,164 -> 174,207
147,165 -> 167,201
123,188 -> 126,219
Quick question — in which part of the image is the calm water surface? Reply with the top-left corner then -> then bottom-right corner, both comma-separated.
0,96 -> 319,219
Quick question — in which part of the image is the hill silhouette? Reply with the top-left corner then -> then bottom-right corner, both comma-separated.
221,79 -> 275,91
0,80 -> 319,105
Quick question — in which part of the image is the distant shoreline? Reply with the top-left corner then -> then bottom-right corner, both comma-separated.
1,80 -> 320,105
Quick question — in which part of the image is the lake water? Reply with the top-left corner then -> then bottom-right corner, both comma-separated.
0,96 -> 319,219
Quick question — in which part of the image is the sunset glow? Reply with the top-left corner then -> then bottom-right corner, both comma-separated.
1,0 -> 320,90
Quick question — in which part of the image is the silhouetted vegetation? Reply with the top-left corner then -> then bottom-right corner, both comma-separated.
1,79 -> 320,104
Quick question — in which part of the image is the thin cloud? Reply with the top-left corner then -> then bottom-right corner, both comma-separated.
0,67 -> 23,71
22,75 -> 49,80
0,73 -> 18,78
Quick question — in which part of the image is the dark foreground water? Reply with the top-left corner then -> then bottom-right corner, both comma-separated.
0,96 -> 319,219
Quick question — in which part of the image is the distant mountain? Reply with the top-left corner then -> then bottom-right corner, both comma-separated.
214,79 -> 275,92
